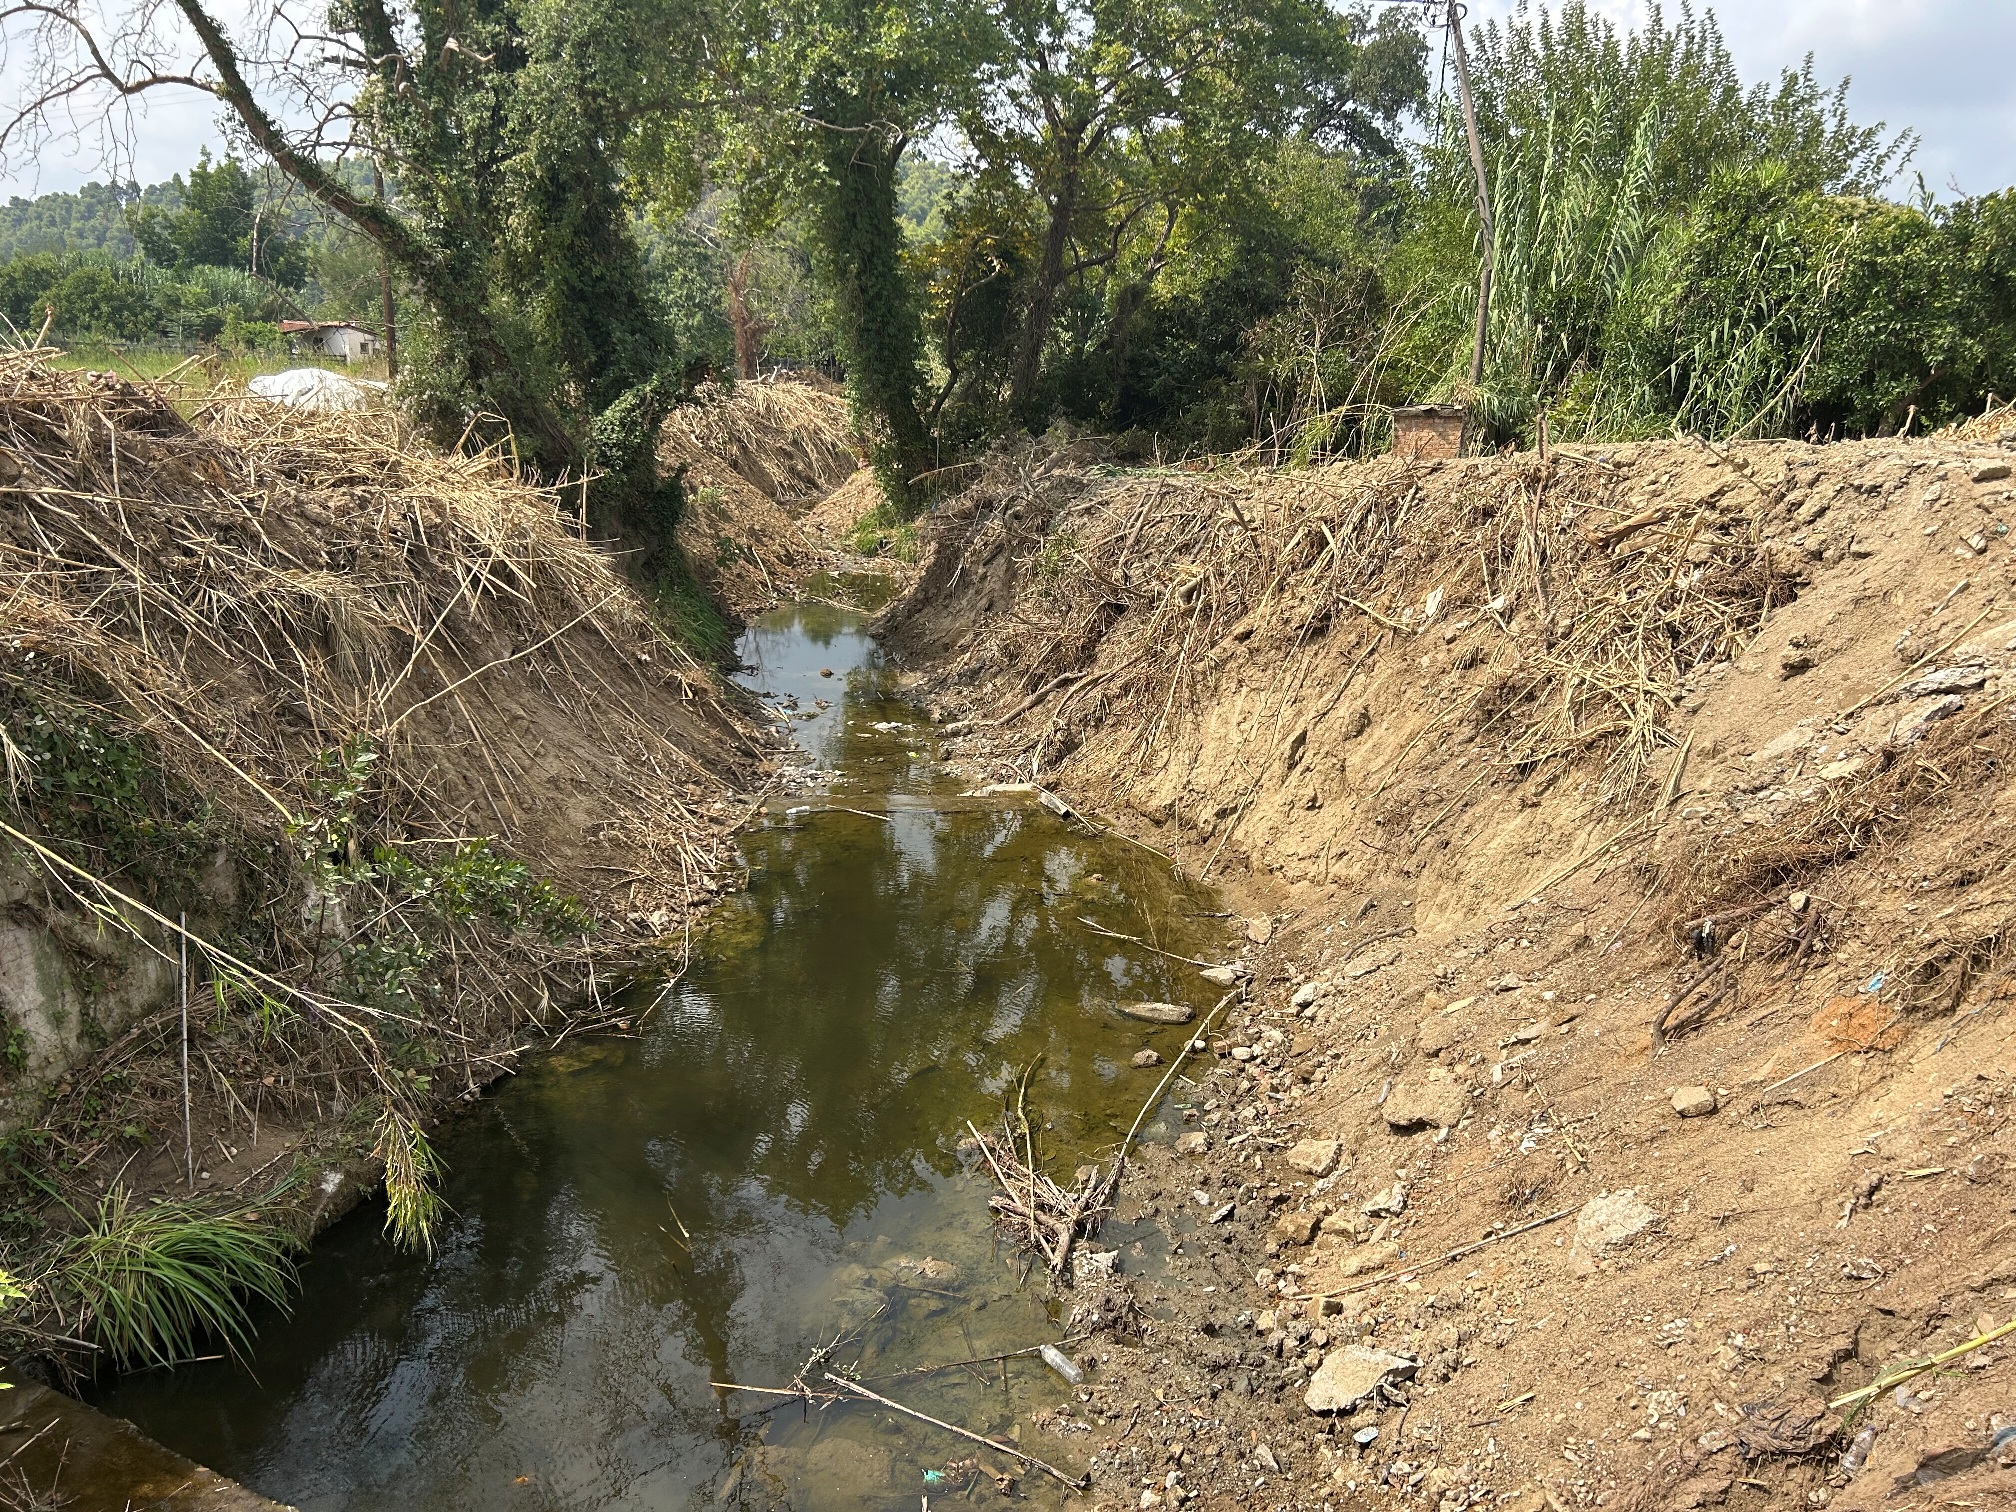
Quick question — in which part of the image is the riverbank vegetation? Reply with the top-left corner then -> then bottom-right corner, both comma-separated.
0,353 -> 748,1370
3,2 -> 2004,535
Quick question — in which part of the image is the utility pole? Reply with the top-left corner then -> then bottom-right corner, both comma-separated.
1445,0 -> 1494,390
375,161 -> 398,382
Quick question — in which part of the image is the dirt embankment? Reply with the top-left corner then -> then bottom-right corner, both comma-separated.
664,377 -> 862,613
0,355 -> 761,1350
888,419 -> 2016,1509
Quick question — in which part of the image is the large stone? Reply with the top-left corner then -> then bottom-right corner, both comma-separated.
1571,1189 -> 1659,1275
1362,1180 -> 1409,1217
1119,1001 -> 1194,1024
1273,1209 -> 1321,1246
1336,1240 -> 1399,1278
1363,1179 -> 1409,1217
1175,1131 -> 1211,1157
1383,1072 -> 1468,1130
1898,663 -> 1988,699
1072,1248 -> 1119,1285
1670,1085 -> 1718,1118
1892,695 -> 1966,745
1751,725 -> 1815,764
1284,1138 -> 1341,1177
1200,964 -> 1247,988
1304,1345 -> 1418,1414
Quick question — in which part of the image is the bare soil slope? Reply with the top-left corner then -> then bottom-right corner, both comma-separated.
664,377 -> 858,612
888,424 -> 2016,1509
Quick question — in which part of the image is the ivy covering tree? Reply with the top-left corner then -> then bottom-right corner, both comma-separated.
716,0 -> 997,497
0,0 -> 723,571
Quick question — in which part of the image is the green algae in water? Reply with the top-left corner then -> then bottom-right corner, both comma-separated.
98,600 -> 1229,1510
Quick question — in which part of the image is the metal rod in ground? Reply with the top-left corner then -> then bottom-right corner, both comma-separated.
822,1373 -> 1088,1491
180,912 -> 193,1192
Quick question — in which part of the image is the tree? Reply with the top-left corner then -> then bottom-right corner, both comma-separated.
718,0 -> 997,501
42,259 -> 158,335
0,0 -> 713,571
956,0 -> 1424,428
130,149 -> 306,285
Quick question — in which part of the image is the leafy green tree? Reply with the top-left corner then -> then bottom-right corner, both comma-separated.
0,0 -> 728,574
1106,144 -> 1405,452
130,150 -> 306,286
49,262 -> 160,336
955,0 -> 1424,428
718,0 -> 998,500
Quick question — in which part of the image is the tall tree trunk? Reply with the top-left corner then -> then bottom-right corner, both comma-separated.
814,117 -> 933,503
1008,158 -> 1079,430
727,253 -> 768,379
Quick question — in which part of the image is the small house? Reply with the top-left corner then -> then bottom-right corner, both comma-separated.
278,320 -> 381,364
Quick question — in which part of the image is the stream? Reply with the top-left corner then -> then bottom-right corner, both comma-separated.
100,584 -> 1228,1510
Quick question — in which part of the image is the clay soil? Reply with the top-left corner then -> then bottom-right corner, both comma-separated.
881,419 -> 2016,1510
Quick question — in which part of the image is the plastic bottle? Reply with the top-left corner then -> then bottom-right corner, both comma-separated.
1839,1422 -> 1878,1475
1039,1343 -> 1084,1385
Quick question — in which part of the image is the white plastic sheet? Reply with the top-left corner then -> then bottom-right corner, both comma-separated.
246,368 -> 381,412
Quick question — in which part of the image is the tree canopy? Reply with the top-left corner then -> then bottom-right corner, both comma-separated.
0,0 -> 2009,552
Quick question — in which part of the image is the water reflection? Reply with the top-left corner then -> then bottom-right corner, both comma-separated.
100,592 -> 1225,1509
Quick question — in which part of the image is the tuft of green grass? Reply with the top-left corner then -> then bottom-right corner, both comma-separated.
847,500 -> 920,562
48,1189 -> 298,1367
651,560 -> 735,661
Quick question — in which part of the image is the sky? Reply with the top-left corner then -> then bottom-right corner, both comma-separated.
1458,0 -> 2016,200
0,0 -> 2011,201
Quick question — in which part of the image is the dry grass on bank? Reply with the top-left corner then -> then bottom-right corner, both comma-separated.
894,432 -> 2016,1010
660,376 -> 855,509
661,376 -> 859,613
0,350 -> 755,1345
897,441 -> 1801,804
0,349 -> 741,876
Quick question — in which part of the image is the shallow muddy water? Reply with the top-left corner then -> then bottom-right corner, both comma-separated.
102,591 -> 1227,1510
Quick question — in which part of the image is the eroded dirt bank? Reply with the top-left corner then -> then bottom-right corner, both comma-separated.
886,420 -> 2016,1509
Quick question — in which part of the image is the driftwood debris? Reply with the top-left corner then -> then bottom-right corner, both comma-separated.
966,1118 -> 1113,1279
822,1374 -> 1089,1491
970,988 -> 1240,1279
714,1331 -> 1090,1493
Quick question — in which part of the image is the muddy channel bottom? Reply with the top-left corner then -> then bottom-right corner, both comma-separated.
99,590 -> 1230,1511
